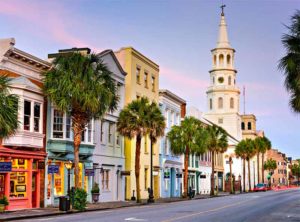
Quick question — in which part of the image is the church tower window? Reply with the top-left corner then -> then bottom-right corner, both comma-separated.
219,54 -> 224,67
228,76 -> 232,85
213,55 -> 217,66
241,122 -> 245,130
210,99 -> 213,110
227,54 -> 231,66
218,97 -> 223,109
248,122 -> 252,130
230,98 -> 234,109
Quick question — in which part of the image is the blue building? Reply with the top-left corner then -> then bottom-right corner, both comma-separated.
159,90 -> 186,198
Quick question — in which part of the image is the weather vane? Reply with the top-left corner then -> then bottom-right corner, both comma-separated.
221,4 -> 226,16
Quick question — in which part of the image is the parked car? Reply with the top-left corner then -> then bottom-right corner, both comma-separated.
253,183 -> 268,192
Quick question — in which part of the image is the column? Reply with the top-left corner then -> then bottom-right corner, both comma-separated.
36,170 -> 41,208
27,159 -> 33,208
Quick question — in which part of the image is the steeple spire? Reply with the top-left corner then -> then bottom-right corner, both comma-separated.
216,6 -> 231,48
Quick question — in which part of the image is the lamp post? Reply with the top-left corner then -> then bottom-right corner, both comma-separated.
148,138 -> 154,203
64,160 -> 73,197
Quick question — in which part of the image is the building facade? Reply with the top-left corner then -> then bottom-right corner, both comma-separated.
159,90 -> 186,198
0,38 -> 51,210
115,47 -> 160,200
45,48 -> 95,206
92,50 -> 127,202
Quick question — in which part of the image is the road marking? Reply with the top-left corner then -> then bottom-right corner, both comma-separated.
161,199 -> 252,222
125,217 -> 147,221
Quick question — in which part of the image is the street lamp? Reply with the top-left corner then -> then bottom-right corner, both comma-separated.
64,160 -> 73,197
148,137 -> 154,203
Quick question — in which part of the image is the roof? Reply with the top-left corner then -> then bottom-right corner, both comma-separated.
98,49 -> 127,76
159,89 -> 186,105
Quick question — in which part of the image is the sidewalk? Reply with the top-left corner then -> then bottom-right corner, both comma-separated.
0,193 -> 231,221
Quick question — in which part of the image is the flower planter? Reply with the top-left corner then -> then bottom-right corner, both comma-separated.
0,204 -> 5,213
92,193 -> 100,203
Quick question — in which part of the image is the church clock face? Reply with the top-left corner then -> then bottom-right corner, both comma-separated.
218,77 -> 224,83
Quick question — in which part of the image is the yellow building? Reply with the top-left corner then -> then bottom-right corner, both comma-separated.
115,47 -> 160,200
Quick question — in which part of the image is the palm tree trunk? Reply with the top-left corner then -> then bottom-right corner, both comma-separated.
73,124 -> 82,189
243,159 -> 246,192
262,153 -> 265,184
135,134 -> 142,203
211,151 -> 215,196
229,157 -> 233,194
257,153 -> 260,184
183,146 -> 189,198
248,159 -> 251,191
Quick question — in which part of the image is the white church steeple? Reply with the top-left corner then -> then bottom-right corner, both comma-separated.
204,6 -> 242,140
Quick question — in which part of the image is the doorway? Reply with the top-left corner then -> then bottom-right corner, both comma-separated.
32,173 -> 37,208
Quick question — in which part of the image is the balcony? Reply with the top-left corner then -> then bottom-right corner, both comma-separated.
207,85 -> 240,93
3,131 -> 44,148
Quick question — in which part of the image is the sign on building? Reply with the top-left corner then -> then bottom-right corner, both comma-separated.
48,165 -> 59,174
85,169 -> 95,176
0,162 -> 12,172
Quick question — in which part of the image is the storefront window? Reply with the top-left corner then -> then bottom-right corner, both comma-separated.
0,174 -> 4,198
53,162 -> 64,196
102,169 -> 110,191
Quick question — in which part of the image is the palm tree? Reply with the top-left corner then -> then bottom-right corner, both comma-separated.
43,53 -> 118,188
264,158 -> 277,187
236,139 -> 255,192
206,125 -> 228,196
0,75 -> 19,142
260,137 -> 271,183
278,10 -> 300,113
145,101 -> 165,201
117,97 -> 150,202
167,117 -> 209,197
253,137 -> 265,183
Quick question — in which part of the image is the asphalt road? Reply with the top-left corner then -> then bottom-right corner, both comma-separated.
17,188 -> 300,222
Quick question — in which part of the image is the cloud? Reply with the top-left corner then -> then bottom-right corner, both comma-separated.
0,0 -> 102,52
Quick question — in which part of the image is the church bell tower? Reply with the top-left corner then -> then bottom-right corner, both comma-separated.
204,6 -> 242,140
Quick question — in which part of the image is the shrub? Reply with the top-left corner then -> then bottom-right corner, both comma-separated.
73,188 -> 87,211
0,196 -> 9,206
91,183 -> 100,194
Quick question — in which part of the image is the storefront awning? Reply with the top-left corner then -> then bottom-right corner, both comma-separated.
0,147 -> 46,160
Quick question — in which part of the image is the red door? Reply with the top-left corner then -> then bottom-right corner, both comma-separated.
32,173 -> 37,208
0,174 -> 4,199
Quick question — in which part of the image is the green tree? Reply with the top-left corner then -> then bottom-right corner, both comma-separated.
236,139 -> 255,192
168,117 -> 209,197
264,158 -> 277,187
206,125 -> 228,196
43,53 -> 118,188
117,97 -> 150,202
291,159 -> 300,185
278,10 -> 300,113
0,75 -> 18,142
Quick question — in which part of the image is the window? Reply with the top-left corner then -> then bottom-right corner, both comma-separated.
176,114 -> 180,125
170,111 -> 174,126
218,118 -> 223,124
87,121 -> 92,143
227,54 -> 231,66
165,109 -> 169,128
219,54 -> 224,67
210,99 -> 213,110
24,100 -> 31,130
100,121 -> 104,142
151,76 -> 155,92
53,110 -> 63,138
241,122 -> 245,130
248,122 -> 252,130
102,169 -> 109,191
213,55 -> 217,66
228,76 -> 232,85
144,72 -> 148,88
165,137 -> 169,155
230,98 -> 234,109
136,95 -> 140,100
144,168 -> 148,190
144,136 -> 148,153
108,122 -> 114,144
136,66 -> 141,84
33,103 -> 41,132
218,97 -> 223,109
116,133 -> 120,146
66,115 -> 71,139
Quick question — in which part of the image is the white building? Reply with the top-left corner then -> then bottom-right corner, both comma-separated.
92,50 -> 127,202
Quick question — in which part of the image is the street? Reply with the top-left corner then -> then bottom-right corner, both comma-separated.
16,188 -> 300,222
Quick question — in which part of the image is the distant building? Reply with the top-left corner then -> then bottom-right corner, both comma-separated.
159,89 -> 186,198
265,149 -> 288,186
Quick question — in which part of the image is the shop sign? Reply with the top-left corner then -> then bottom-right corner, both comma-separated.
0,162 -> 12,172
176,173 -> 182,178
85,169 -> 94,176
48,165 -> 59,174
164,171 -> 170,179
